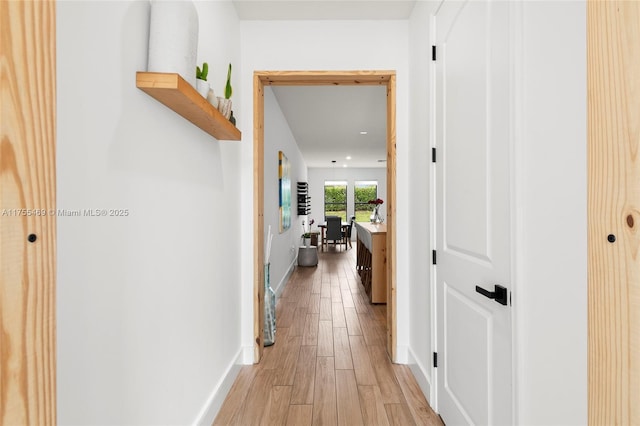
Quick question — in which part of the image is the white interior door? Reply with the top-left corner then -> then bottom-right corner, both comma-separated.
434,1 -> 512,424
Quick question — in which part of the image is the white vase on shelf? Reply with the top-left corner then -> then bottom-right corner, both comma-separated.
196,79 -> 209,98
207,88 -> 218,108
147,0 -> 198,88
217,97 -> 232,119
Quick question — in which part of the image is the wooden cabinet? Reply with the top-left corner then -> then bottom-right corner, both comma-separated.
354,223 -> 387,304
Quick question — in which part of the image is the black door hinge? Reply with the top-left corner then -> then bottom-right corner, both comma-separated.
433,352 -> 438,368
432,147 -> 436,163
432,45 -> 437,61
432,250 -> 437,265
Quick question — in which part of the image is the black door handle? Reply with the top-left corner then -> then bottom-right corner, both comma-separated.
475,284 -> 508,306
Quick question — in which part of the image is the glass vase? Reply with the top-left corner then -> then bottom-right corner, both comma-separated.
371,205 -> 381,223
264,263 -> 276,346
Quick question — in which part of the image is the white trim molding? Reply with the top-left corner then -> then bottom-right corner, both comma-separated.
192,349 -> 244,426
274,257 -> 297,298
407,346 -> 434,406
395,345 -> 409,364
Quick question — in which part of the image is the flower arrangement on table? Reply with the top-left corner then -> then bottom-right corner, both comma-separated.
368,199 -> 384,223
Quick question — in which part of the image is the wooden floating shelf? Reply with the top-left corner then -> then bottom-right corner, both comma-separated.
136,72 -> 241,141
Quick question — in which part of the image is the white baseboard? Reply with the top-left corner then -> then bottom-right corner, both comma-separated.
273,256 -> 297,298
192,349 -> 244,426
395,345 -> 409,364
407,346 -> 434,407
242,345 -> 255,364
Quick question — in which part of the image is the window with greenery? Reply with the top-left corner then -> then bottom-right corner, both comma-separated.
354,181 -> 378,222
324,181 -> 347,222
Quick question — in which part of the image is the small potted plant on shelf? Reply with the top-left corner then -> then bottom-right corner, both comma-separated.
217,63 -> 233,121
195,62 -> 210,98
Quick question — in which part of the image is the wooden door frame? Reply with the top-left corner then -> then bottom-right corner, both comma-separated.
253,70 -> 397,362
587,2 -> 640,423
1,1 -> 57,423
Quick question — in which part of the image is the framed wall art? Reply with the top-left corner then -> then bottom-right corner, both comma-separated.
279,151 -> 291,232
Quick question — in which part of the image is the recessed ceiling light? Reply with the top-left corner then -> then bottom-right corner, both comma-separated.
343,164 -> 347,168
359,131 -> 368,135
346,156 -> 352,160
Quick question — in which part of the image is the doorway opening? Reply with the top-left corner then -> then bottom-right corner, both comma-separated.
253,70 -> 397,362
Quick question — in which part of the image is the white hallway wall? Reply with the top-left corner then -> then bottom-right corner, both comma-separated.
263,87 -> 308,295
56,1 -> 242,424
407,1 -> 587,424
239,20 -> 411,361
515,2 -> 587,424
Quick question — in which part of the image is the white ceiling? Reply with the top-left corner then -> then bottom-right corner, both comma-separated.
235,0 -> 411,168
271,85 -> 387,168
232,0 -> 417,21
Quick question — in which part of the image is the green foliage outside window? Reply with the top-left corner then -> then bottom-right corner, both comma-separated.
324,184 -> 347,222
323,181 -> 379,223
354,182 -> 378,222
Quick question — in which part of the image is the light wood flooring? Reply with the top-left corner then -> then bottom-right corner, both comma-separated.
214,248 -> 442,425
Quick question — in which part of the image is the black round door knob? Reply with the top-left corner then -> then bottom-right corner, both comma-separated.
607,234 -> 616,243
28,234 -> 37,243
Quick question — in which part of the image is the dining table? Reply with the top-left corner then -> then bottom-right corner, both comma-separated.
317,221 -> 350,251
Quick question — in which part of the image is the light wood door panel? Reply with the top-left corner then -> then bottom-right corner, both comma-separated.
1,1 -> 57,424
588,2 -> 640,423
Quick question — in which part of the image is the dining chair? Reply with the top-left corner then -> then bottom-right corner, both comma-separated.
342,216 -> 355,249
325,216 -> 343,250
